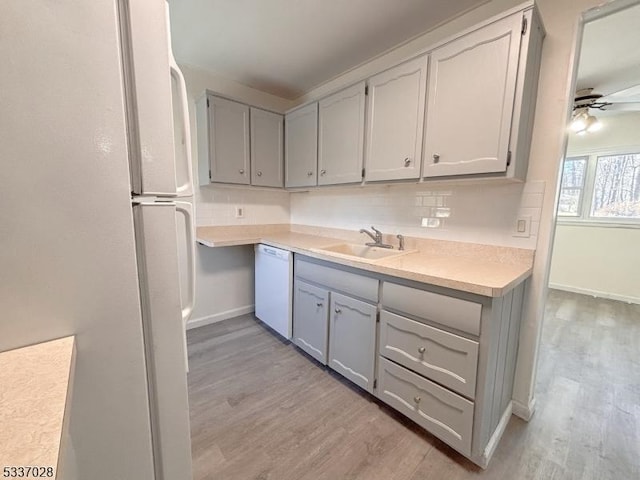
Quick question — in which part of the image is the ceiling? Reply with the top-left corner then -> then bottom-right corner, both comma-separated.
168,0 -> 488,100
577,1 -> 640,106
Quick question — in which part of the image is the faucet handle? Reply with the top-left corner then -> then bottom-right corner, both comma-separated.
371,226 -> 382,235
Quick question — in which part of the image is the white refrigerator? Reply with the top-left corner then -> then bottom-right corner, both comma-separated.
1,1 -> 195,479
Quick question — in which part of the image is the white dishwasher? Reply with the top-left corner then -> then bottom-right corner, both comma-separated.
255,244 -> 293,339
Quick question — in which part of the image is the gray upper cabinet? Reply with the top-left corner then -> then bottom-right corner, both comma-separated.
206,95 -> 250,185
318,82 -> 366,185
250,108 -> 284,187
328,292 -> 377,393
285,103 -> 318,188
365,55 -> 428,182
424,11 -> 542,179
293,280 -> 330,364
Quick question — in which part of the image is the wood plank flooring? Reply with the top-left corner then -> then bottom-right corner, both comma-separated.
187,289 -> 640,479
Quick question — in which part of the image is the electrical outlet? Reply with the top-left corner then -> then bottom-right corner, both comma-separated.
513,215 -> 531,237
235,206 -> 244,218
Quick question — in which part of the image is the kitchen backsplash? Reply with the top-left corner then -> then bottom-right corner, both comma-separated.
290,181 -> 545,249
195,186 -> 290,226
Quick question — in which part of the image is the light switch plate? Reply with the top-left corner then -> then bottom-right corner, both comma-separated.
235,206 -> 245,218
513,215 -> 531,237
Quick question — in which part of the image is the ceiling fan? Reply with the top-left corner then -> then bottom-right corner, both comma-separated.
571,86 -> 640,134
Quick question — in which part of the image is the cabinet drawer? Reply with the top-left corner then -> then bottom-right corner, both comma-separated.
377,357 -> 474,456
295,258 -> 378,302
380,310 -> 478,398
382,282 -> 481,336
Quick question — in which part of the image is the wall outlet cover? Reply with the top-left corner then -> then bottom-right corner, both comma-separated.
513,215 -> 531,237
235,206 -> 245,218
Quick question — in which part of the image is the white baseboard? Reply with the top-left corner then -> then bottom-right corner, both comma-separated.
479,401 -> 512,469
187,305 -> 255,330
548,283 -> 640,305
512,397 -> 536,421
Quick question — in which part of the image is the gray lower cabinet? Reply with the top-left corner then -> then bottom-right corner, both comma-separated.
377,357 -> 474,456
291,254 -> 525,468
292,280 -> 329,364
328,292 -> 377,393
379,310 -> 479,398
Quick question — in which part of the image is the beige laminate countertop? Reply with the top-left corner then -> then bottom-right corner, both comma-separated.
197,226 -> 533,297
0,337 -> 75,477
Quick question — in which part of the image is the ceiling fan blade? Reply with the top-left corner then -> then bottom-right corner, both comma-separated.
603,102 -> 640,112
601,83 -> 640,103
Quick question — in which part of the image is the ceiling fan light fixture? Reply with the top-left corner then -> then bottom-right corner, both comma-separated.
570,107 -> 589,132
586,115 -> 602,132
570,107 -> 601,135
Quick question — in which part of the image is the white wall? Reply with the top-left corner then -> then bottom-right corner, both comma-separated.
181,65 -> 292,327
548,112 -> 640,304
549,225 -> 640,303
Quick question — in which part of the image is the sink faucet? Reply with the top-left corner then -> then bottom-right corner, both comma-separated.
359,226 -> 393,249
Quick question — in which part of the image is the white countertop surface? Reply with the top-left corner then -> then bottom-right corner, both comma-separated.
196,225 -> 534,297
0,336 -> 75,478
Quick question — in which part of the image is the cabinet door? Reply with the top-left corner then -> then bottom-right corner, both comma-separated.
318,82 -> 365,185
293,280 -> 329,364
250,108 -> 283,187
208,96 -> 250,184
328,292 -> 377,393
365,56 -> 428,182
285,103 -> 318,187
423,14 -> 522,177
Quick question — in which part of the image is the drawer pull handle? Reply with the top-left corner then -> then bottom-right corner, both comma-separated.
257,171 -> 262,177
320,169 -> 326,176
334,308 -> 342,314
307,171 -> 313,176
316,303 -> 323,307
414,396 -> 421,404
404,157 -> 411,167
433,154 -> 440,164
418,346 -> 426,354
239,168 -> 245,174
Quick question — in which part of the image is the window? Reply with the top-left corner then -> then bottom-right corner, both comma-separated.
558,151 -> 640,223
590,153 -> 640,219
558,157 -> 587,216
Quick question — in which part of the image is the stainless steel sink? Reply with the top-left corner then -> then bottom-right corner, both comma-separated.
316,243 -> 414,262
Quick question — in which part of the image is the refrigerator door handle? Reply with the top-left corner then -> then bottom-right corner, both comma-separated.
168,49 -> 193,197
175,201 -> 195,324
166,2 -> 193,197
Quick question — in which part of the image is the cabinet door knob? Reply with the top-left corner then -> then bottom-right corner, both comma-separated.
433,154 -> 440,164
414,396 -> 421,404
239,168 -> 245,174
307,171 -> 313,176
418,346 -> 426,354
320,169 -> 326,176
257,171 -> 262,177
316,302 -> 323,307
334,308 -> 342,314
404,157 -> 411,167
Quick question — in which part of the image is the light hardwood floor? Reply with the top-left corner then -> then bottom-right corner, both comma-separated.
187,289 -> 640,480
